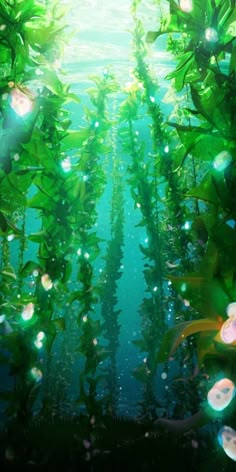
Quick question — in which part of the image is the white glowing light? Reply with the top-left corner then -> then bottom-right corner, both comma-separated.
161,372 -> 167,380
10,88 -> 33,117
83,315 -> 88,322
21,302 -> 34,321
0,314 -> 6,323
30,367 -> 43,382
77,248 -> 82,256
207,378 -> 235,411
153,286 -> 158,292
61,157 -> 71,172
220,317 -> 236,344
136,202 -> 141,208
0,24 -> 6,31
205,27 -> 218,42
34,339 -> 43,349
213,151 -> 232,171
226,302 -> 236,318
181,282 -> 187,292
93,338 -> 98,346
94,121 -> 99,128
183,221 -> 191,230
84,252 -> 90,259
164,145 -> 169,153
218,426 -> 236,461
35,68 -> 43,76
33,270 -> 39,277
37,331 -> 45,341
41,274 -> 53,291
149,96 -> 155,103
179,0 -> 193,13
7,234 -> 15,242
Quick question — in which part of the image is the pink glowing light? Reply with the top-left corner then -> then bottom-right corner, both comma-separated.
220,317 -> 236,344
10,88 -> 33,117
179,0 -> 193,13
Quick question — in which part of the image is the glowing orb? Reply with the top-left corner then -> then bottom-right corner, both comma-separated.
30,367 -> 43,382
220,317 -> 236,344
41,274 -> 53,291
10,88 -> 33,117
21,302 -> 34,321
227,302 -> 236,318
213,151 -> 232,171
205,27 -> 218,43
218,426 -> 236,461
61,157 -> 71,172
179,0 -> 193,13
207,378 -> 235,411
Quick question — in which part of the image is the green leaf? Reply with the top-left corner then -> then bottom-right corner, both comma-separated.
186,172 -> 220,204
61,129 -> 90,150
165,51 -> 195,92
158,319 -> 221,363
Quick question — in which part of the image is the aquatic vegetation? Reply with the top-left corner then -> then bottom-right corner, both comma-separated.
100,135 -> 125,415
0,0 -> 236,469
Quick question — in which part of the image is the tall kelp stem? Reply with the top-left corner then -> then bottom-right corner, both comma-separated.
119,76 -> 167,417
100,110 -> 124,415
73,71 -> 119,419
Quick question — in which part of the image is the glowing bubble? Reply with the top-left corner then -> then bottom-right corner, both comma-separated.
34,340 -> 43,349
21,302 -> 34,321
207,378 -> 235,411
220,317 -> 236,344
218,426 -> 236,461
30,367 -> 43,382
161,372 -> 167,380
205,27 -> 219,42
61,157 -> 71,172
179,0 -> 193,13
7,234 -> 15,241
227,302 -> 236,318
10,88 -> 33,117
213,151 -> 232,171
41,274 -> 53,291
183,221 -> 191,230
37,331 -> 45,341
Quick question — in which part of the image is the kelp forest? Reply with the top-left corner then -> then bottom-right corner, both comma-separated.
0,0 -> 236,470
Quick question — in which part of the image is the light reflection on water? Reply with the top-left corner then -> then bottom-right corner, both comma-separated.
61,0 -> 172,92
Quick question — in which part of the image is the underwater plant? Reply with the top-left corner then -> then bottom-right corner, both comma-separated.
146,0 -> 236,444
99,120 -> 125,416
